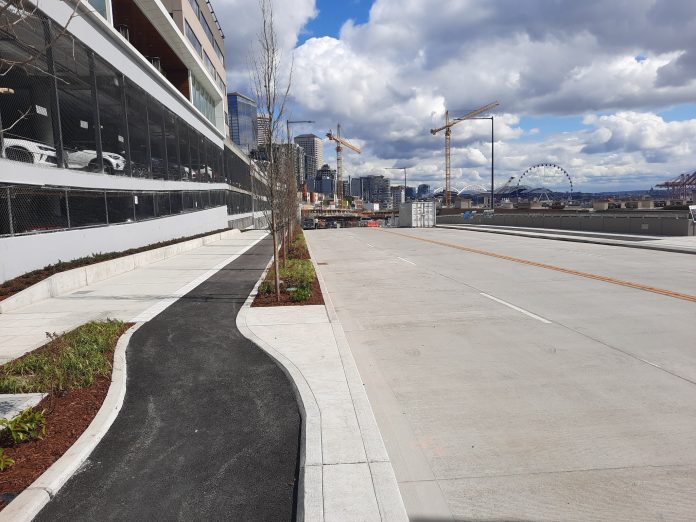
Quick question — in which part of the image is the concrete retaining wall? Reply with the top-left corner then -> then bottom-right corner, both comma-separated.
0,228 -> 241,314
437,212 -> 696,236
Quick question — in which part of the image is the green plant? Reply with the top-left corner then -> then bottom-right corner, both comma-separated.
0,320 -> 127,394
258,280 -> 275,295
0,407 -> 46,444
0,449 -> 14,471
289,287 -> 311,302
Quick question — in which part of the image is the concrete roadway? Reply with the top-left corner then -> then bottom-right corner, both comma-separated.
306,227 -> 696,522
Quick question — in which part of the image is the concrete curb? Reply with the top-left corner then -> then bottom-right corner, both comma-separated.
436,224 -> 696,255
0,322 -> 144,522
0,229 -> 242,314
236,261 -> 324,522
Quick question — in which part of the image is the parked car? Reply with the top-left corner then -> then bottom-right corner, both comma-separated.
66,149 -> 126,174
302,218 -> 316,230
1,137 -> 58,165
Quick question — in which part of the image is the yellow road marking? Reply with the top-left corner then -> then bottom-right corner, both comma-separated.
381,229 -> 696,303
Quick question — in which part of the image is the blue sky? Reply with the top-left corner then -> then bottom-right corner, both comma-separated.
299,0 -> 371,44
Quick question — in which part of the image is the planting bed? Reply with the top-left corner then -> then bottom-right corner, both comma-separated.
0,321 -> 132,510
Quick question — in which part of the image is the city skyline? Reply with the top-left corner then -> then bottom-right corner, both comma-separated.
215,0 -> 696,191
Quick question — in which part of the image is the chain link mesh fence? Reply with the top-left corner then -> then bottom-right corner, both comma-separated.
0,184 -> 242,237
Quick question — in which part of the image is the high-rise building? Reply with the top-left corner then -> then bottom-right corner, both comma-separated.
390,186 -> 406,208
0,0 -> 256,282
405,186 -> 417,200
257,115 -> 271,148
315,164 -> 337,196
417,184 -> 432,198
294,134 -> 323,189
227,92 -> 257,153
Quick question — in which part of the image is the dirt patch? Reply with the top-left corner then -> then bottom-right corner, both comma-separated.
252,275 -> 324,307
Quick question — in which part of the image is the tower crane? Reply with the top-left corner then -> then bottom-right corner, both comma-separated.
326,124 -> 361,205
430,101 -> 499,207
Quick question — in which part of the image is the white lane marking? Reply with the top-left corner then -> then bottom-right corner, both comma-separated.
479,292 -> 552,324
397,257 -> 416,265
365,243 -> 374,248
132,233 -> 268,322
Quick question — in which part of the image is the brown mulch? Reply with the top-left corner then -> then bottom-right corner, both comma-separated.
0,322 -> 132,509
0,376 -> 110,508
251,276 -> 324,307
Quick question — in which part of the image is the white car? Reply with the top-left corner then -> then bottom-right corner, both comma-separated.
1,137 -> 58,165
66,149 -> 125,174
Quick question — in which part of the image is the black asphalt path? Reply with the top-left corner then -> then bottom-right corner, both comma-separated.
36,236 -> 301,521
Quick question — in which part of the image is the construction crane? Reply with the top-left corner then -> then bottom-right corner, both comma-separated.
430,101 -> 499,207
326,124 -> 361,205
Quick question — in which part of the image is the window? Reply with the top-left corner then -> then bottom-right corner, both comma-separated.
126,81 -> 149,177
191,76 -> 215,124
188,0 -> 200,17
199,11 -> 215,46
215,72 -> 225,93
203,50 -> 215,77
185,21 -> 202,57
214,42 -> 224,65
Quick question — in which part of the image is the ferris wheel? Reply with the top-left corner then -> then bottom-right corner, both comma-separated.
516,163 -> 573,201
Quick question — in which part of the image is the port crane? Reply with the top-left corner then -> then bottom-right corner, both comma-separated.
430,101 -> 499,207
326,124 -> 361,205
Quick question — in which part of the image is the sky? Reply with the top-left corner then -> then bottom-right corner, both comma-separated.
214,0 -> 696,192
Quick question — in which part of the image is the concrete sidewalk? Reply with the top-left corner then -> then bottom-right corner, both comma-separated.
0,230 -> 268,363
438,223 -> 696,254
238,274 -> 408,520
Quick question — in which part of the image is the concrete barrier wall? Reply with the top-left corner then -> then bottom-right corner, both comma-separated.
437,212 -> 695,236
0,227 -> 242,314
0,206 -> 232,283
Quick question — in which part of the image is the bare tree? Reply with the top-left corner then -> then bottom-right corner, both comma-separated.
0,0 -> 81,135
250,0 -> 293,301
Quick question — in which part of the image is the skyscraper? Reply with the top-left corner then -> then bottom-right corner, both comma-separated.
257,115 -> 271,148
294,134 -> 323,189
227,92 -> 257,153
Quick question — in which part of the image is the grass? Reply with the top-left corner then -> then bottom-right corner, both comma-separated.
0,320 -> 130,394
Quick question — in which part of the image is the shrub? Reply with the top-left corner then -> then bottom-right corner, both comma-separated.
258,280 -> 275,295
0,320 -> 127,394
0,449 -> 14,471
280,259 -> 315,290
289,287 -> 311,302
0,407 -> 46,444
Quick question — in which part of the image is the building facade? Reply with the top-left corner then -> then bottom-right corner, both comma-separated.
417,184 -> 431,198
227,92 -> 257,153
352,175 -> 391,203
390,186 -> 406,208
294,134 -> 323,190
0,0 -> 258,283
315,164 -> 336,196
256,115 -> 270,148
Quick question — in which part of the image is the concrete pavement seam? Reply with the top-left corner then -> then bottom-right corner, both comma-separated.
306,237 -> 409,522
0,321 -> 144,522
235,258 -> 325,522
436,224 -> 696,255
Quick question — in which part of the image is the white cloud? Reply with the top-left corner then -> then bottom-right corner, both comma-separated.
217,0 -> 696,190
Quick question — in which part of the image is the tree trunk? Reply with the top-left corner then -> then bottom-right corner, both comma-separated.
271,211 -> 281,302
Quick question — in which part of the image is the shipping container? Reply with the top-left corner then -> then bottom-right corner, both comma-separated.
398,202 -> 436,227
